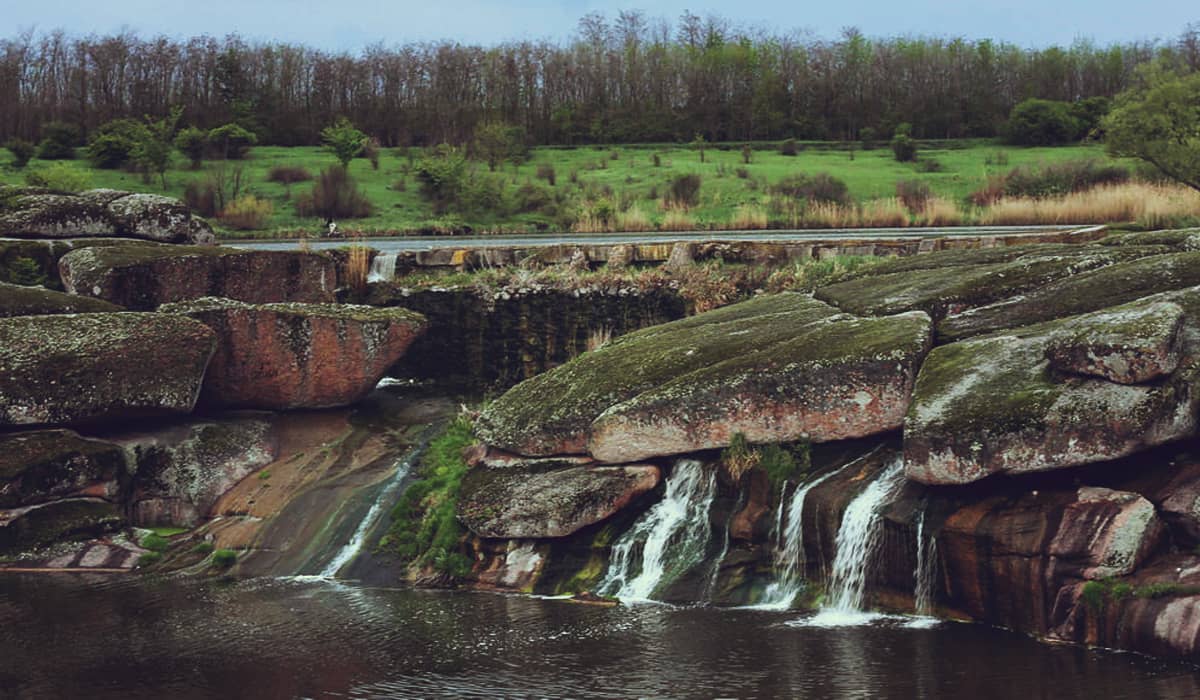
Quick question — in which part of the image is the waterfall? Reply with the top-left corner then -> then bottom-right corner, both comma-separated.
913,504 -> 938,617
598,459 -> 716,602
702,486 -> 747,602
798,457 -> 905,626
319,452 -> 415,578
754,465 -> 847,609
367,252 -> 399,283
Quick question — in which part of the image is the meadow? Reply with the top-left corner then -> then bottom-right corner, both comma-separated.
3,140 -> 1198,239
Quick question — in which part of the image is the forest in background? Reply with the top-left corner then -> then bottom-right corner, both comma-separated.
2,12 -> 1199,147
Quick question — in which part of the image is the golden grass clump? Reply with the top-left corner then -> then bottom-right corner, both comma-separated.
976,183 -> 1200,226
346,238 -> 371,294
660,208 -> 697,231
729,203 -> 769,229
217,195 -> 273,230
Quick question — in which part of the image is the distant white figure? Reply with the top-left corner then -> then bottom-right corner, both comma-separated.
326,219 -> 338,237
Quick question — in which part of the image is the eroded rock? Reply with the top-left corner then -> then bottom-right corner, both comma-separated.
0,430 -> 126,508
0,280 -> 122,317
0,498 -> 123,554
0,313 -> 217,426
0,186 -> 213,244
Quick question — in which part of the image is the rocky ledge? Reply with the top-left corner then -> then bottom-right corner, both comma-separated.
0,186 -> 214,244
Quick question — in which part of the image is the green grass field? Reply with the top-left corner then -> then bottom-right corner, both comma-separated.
0,140 -> 1127,238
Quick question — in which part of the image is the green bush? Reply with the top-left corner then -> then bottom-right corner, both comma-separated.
322,116 -> 368,169
6,257 -> 46,286
772,173 -> 849,205
24,162 -> 91,192
859,127 -> 878,150
779,138 -> 799,156
5,138 -> 35,168
140,533 -> 170,552
86,118 -> 147,169
890,123 -> 917,162
208,123 -> 257,159
36,121 -> 80,160
1004,99 -> 1082,146
667,173 -> 702,208
211,549 -> 238,568
174,126 -> 208,169
969,159 -> 1129,203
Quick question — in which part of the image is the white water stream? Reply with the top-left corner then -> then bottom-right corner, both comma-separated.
319,453 -> 416,578
598,459 -> 716,602
367,252 -> 399,282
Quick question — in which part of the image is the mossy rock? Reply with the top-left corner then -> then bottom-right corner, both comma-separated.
0,281 -> 122,317
848,242 -> 1157,278
0,498 -> 124,554
0,430 -> 127,508
939,252 -> 1200,341
0,312 -> 217,427
0,187 -> 213,244
1098,229 -> 1200,250
815,246 -> 1163,321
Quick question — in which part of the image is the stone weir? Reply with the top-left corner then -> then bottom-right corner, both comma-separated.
455,229 -> 1200,662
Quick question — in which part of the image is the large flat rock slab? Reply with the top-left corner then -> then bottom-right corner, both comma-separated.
905,292 -> 1200,485
59,245 -> 337,310
476,293 -> 932,462
0,312 -> 217,426
0,280 -> 122,317
0,187 -> 214,244
160,297 -> 427,409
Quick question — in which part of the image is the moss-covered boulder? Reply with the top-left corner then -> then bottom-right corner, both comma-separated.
159,297 -> 427,409
0,281 -> 122,317
939,252 -> 1200,341
0,313 -> 217,427
0,237 -> 161,290
0,430 -> 127,508
904,294 -> 1200,485
116,416 -> 278,526
59,244 -> 338,310
458,462 -> 661,538
815,245 -> 1160,320
0,498 -> 124,554
476,293 -> 932,462
0,186 -> 214,244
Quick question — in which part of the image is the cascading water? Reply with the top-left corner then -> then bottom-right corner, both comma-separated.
754,464 -> 850,609
912,504 -> 939,618
598,459 -> 716,602
367,252 -> 399,283
318,451 -> 416,578
798,457 -> 905,626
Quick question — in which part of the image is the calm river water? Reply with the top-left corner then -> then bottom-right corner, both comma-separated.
1,574 -> 1198,699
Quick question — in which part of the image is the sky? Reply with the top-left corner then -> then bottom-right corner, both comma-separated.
6,0 -> 1197,49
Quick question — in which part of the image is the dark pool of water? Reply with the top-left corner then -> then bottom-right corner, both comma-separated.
1,575 -> 1197,699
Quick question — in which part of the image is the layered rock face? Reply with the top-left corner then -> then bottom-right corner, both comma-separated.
476,293 -> 933,461
0,313 -> 216,426
0,280 -> 122,317
59,245 -> 338,310
160,297 -> 428,409
0,187 -> 214,244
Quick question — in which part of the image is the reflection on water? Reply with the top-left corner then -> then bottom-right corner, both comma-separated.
1,574 -> 1198,699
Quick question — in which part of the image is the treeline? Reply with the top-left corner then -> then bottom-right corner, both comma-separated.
2,12 -> 1198,147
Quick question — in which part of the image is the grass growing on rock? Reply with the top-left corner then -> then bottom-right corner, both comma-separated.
721,432 -> 811,485
379,415 -> 475,578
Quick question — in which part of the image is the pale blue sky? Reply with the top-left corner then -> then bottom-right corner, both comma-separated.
7,0 -> 1197,48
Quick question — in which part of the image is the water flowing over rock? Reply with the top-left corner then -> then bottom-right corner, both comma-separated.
59,244 -> 337,310
0,280 -> 122,317
0,313 -> 216,427
458,460 -> 661,539
476,293 -> 932,462
905,292 -> 1200,485
0,187 -> 214,244
160,297 -> 427,410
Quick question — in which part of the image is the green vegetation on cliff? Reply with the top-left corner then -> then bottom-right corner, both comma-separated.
380,416 -> 475,577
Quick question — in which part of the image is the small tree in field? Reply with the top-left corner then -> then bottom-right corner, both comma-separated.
1103,65 -> 1200,193
133,107 -> 181,189
5,139 -> 34,168
891,123 -> 917,162
321,117 -> 368,169
174,126 -> 208,169
473,121 -> 527,171
692,132 -> 707,163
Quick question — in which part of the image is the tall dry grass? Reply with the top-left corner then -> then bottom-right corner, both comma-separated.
976,183 -> 1200,226
729,203 -> 769,229
615,205 -> 653,231
346,238 -> 371,294
660,208 -> 697,231
915,197 -> 965,227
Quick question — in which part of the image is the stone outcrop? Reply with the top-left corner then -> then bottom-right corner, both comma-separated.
0,280 -> 122,317
0,313 -> 216,426
476,293 -> 932,462
1,237 -> 159,289
116,417 -> 278,526
458,460 -> 661,538
0,430 -> 126,508
905,291 -> 1200,485
0,498 -> 124,554
59,244 -> 337,310
0,187 -> 214,244
160,297 -> 427,409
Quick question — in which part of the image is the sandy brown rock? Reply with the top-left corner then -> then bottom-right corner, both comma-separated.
160,297 -> 427,410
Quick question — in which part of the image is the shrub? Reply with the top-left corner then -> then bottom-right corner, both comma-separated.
296,165 -> 374,220
266,165 -> 313,185
208,123 -> 257,159
174,126 -> 208,169
666,173 -> 702,208
1004,99 -> 1081,146
36,121 -> 80,160
1070,96 -> 1111,139
24,163 -> 91,192
86,118 -> 147,169
652,153 -> 662,167
860,127 -> 877,150
970,159 -> 1130,203
211,549 -> 238,568
896,179 -> 932,213
536,163 -> 556,185
364,137 -> 381,170
183,166 -> 245,217
772,173 -> 850,205
5,138 -> 35,168
218,195 -> 274,230
6,257 -> 46,286
741,144 -> 753,164
322,116 -> 368,168
891,123 -> 917,162
780,138 -> 799,156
